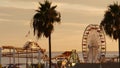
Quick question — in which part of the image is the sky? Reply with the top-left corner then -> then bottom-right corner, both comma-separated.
0,0 -> 120,52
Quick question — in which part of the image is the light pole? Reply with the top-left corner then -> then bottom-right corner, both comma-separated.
13,48 -> 15,67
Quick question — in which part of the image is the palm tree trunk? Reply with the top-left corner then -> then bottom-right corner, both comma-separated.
49,34 -> 52,68
118,36 -> 120,67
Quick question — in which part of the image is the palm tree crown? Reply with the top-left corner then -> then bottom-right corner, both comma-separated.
100,3 -> 120,39
33,0 -> 61,38
100,2 -> 120,65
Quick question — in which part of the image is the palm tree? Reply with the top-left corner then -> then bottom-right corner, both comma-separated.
100,3 -> 120,64
32,0 -> 61,68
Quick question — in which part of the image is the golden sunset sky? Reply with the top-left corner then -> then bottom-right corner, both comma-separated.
0,0 -> 119,52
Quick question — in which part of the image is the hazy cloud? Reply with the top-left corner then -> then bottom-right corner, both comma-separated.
0,0 -> 119,51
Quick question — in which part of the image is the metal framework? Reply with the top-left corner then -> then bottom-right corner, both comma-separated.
82,24 -> 106,63
0,41 -> 46,68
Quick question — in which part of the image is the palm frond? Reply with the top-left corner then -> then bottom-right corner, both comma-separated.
100,2 -> 120,40
32,0 -> 61,39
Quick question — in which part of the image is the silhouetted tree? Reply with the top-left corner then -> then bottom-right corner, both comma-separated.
100,2 -> 120,64
32,0 -> 61,68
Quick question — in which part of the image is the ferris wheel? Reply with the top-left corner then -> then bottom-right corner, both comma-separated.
82,24 -> 106,63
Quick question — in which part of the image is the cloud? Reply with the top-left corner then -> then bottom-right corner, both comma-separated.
0,0 -> 39,9
0,0 -> 119,51
51,2 -> 106,24
55,2 -> 105,13
0,6 -> 35,26
0,18 -> 10,23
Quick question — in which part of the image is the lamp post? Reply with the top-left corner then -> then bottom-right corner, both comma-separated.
13,48 -> 15,68
26,49 -> 28,68
9,49 -> 11,64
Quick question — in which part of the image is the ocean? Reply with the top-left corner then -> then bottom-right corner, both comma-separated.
1,51 -> 118,68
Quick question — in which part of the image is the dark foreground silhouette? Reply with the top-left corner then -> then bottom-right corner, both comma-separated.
72,62 -> 119,68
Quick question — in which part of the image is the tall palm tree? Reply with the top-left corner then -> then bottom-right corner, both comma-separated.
32,0 -> 61,68
100,3 -> 120,64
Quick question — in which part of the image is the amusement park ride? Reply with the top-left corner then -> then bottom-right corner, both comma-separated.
0,41 -> 46,68
0,24 -> 119,68
82,24 -> 106,63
